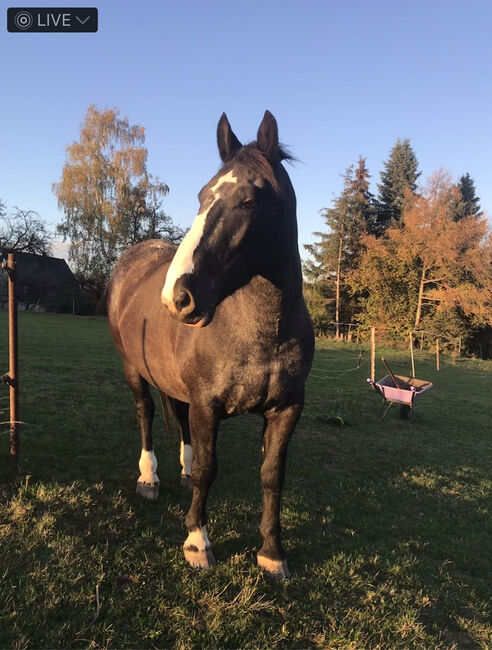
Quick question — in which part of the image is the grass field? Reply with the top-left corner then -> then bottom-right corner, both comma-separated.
1,312 -> 491,649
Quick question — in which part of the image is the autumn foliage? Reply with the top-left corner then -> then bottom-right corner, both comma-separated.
53,106 -> 184,297
305,156 -> 492,354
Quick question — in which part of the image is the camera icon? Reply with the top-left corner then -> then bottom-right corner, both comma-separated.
13,10 -> 33,29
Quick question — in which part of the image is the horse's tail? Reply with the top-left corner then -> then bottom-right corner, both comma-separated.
159,392 -> 180,436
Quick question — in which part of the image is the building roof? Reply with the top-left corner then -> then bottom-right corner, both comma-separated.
0,249 -> 80,307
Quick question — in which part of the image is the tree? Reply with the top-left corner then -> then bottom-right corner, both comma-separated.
117,183 -> 186,248
304,158 -> 374,336
0,206 -> 53,255
399,170 -> 491,330
348,170 -> 492,343
350,157 -> 377,234
346,230 -> 419,339
377,138 -> 420,229
450,172 -> 481,221
53,105 -> 183,296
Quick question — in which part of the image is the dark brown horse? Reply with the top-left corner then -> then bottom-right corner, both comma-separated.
107,111 -> 314,577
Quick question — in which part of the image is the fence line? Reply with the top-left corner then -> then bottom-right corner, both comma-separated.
309,358 -> 370,381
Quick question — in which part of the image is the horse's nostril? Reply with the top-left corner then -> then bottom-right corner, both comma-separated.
174,289 -> 193,313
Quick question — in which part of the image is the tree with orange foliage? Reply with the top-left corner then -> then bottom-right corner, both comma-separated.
348,170 -> 492,343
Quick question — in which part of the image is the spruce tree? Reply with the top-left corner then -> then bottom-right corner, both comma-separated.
453,173 -> 481,220
303,159 -> 374,336
350,157 -> 377,236
377,138 -> 420,229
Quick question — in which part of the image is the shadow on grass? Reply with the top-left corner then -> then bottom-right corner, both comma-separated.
2,314 -> 491,647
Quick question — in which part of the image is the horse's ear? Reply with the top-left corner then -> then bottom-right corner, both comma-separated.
217,113 -> 242,162
257,110 -> 279,162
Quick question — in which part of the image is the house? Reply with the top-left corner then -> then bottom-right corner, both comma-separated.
0,249 -> 82,313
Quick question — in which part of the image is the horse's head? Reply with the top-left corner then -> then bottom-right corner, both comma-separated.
161,111 -> 296,327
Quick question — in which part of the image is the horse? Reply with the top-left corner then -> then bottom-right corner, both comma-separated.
107,110 -> 314,577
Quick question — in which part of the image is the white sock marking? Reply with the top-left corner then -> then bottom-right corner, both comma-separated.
161,170 -> 237,305
138,449 -> 159,485
184,526 -> 210,551
180,441 -> 193,476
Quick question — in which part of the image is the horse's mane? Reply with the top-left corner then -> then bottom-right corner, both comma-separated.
229,142 -> 295,193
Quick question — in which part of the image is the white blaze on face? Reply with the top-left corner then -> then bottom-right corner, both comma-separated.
184,526 -> 211,551
161,170 -> 237,306
138,449 -> 159,485
180,440 -> 193,477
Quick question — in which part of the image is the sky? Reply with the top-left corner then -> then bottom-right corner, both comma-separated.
1,0 -> 491,261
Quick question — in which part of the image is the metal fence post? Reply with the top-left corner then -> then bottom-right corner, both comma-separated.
3,253 -> 19,466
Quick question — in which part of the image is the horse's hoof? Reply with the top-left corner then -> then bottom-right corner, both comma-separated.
136,481 -> 159,501
180,474 -> 192,490
257,554 -> 290,578
184,546 -> 216,570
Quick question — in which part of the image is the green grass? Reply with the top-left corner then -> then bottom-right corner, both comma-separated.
0,312 -> 491,649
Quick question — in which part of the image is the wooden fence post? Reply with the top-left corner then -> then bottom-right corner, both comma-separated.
370,327 -> 376,383
409,331 -> 415,378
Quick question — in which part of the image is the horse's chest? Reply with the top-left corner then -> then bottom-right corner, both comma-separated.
212,341 -> 305,416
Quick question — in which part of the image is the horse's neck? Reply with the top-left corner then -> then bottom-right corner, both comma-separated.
243,253 -> 304,337
234,183 -> 305,337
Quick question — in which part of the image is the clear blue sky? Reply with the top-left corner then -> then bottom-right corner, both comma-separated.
1,0 -> 491,260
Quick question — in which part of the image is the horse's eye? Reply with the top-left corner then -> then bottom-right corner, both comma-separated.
241,199 -> 256,209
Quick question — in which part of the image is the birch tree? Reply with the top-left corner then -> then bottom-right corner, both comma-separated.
53,106 -> 183,295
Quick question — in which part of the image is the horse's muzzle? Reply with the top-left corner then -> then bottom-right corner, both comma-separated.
161,287 -> 211,327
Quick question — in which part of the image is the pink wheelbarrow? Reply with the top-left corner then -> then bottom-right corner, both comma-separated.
367,358 -> 433,419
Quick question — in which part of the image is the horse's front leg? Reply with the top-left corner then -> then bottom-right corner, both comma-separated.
258,401 -> 303,578
183,402 -> 218,569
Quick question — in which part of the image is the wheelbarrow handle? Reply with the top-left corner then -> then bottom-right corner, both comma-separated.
381,357 -> 401,389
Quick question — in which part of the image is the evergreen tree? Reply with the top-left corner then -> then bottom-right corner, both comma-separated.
377,138 -> 420,229
350,157 -> 377,236
450,172 -> 481,221
303,159 -> 374,336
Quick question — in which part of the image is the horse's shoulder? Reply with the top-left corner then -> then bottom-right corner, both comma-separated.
108,239 -> 177,322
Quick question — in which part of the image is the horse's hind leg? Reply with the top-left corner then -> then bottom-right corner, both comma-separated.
258,401 -> 303,578
124,361 -> 159,501
173,399 -> 192,489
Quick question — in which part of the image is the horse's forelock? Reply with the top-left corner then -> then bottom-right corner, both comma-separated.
229,143 -> 294,194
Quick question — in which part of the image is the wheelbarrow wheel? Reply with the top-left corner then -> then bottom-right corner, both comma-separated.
400,404 -> 412,420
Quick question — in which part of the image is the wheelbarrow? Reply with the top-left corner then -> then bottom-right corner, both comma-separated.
367,358 -> 433,419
